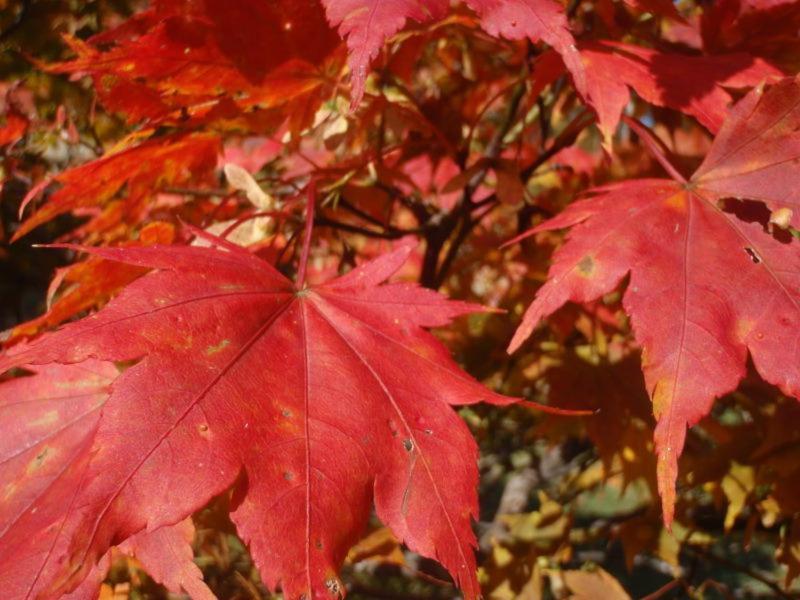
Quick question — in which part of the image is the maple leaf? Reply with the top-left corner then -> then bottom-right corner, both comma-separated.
538,354 -> 657,490
7,222 -> 176,343
0,360 -> 214,599
0,241 -> 511,599
463,0 -> 587,97
14,134 -> 219,241
322,0 -> 585,107
578,41 -> 781,145
321,0 -> 449,107
509,76 -> 800,525
559,567 -> 632,600
0,361 -> 114,598
700,0 -> 800,73
0,109 -> 28,147
68,519 -> 214,600
47,1 -> 339,128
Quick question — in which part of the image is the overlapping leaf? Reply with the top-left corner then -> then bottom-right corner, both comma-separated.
48,0 -> 339,126
0,360 -> 213,599
8,222 -> 176,342
1,360 -> 114,598
14,134 -> 219,241
0,241 -> 511,599
578,41 -> 781,144
321,0 -> 586,106
510,76 -> 800,525
69,518 -> 214,600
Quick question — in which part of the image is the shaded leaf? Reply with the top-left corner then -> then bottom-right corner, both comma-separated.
579,41 -> 781,145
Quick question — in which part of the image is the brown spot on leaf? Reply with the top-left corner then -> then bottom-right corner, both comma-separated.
577,255 -> 595,277
26,447 -> 52,474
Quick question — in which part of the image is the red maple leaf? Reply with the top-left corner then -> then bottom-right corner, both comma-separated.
7,222 -> 176,343
509,76 -> 800,525
322,0 -> 586,107
0,240 -> 511,599
68,518 -> 215,600
578,41 -> 781,144
0,360 -> 214,599
14,134 -> 219,241
0,110 -> 28,147
46,0 -> 339,128
0,361 -> 115,598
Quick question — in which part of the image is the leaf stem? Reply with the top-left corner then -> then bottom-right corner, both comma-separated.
622,115 -> 687,183
296,180 -> 316,290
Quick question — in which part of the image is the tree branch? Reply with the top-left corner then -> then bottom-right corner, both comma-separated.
314,216 -> 410,239
684,544 -> 795,600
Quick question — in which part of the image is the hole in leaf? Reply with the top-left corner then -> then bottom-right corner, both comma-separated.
722,198 -> 794,244
745,247 -> 761,264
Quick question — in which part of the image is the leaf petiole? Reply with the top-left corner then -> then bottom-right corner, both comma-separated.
296,180 -> 317,290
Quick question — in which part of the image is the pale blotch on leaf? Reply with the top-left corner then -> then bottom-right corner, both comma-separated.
29,409 -> 60,428
663,191 -> 687,212
2,481 -> 18,501
735,318 -> 755,340
26,446 -> 53,474
205,339 -> 231,356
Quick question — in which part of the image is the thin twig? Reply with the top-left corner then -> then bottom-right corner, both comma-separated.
336,198 -> 401,232
422,82 -> 528,287
640,578 -> 689,600
164,186 -> 232,198
295,181 -> 316,289
622,115 -> 687,183
315,216 -> 410,239
470,108 -> 594,213
684,545 -> 796,600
